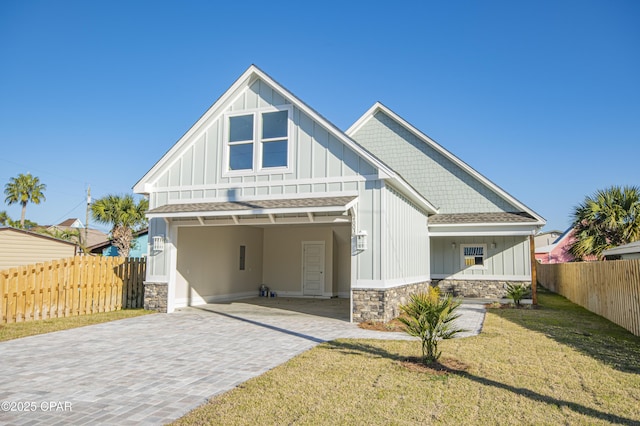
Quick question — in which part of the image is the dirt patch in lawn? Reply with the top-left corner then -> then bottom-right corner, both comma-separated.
399,356 -> 469,375
357,318 -> 405,332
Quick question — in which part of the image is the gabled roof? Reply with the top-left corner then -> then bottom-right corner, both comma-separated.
535,227 -> 574,254
347,102 -> 545,226
133,65 -> 437,215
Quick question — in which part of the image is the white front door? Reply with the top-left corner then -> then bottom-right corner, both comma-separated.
302,241 -> 325,296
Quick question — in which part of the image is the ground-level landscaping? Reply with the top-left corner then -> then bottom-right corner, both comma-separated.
0,309 -> 153,342
173,288 -> 640,425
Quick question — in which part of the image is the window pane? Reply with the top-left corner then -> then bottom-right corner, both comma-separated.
262,110 -> 288,139
229,115 -> 253,142
262,140 -> 287,168
229,143 -> 253,170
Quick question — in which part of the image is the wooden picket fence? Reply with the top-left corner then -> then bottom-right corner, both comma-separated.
0,256 -> 146,324
537,259 -> 640,336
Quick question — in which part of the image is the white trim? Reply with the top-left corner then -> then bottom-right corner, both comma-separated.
146,175 -> 374,194
432,273 -> 531,281
429,229 -> 538,237
354,275 -> 430,289
148,205 -> 354,220
429,221 -> 545,228
166,215 -> 351,227
166,222 -> 178,313
222,105 -> 294,177
346,102 -> 546,224
134,65 -> 438,215
134,67 -> 259,193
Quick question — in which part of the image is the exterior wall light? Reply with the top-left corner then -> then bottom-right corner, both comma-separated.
356,231 -> 368,251
451,242 -> 456,249
152,235 -> 165,252
491,242 -> 496,249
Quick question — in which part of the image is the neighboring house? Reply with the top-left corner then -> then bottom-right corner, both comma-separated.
0,227 -> 78,270
46,218 -> 109,249
602,241 -> 640,260
89,229 -> 149,258
535,227 -> 583,263
134,65 -> 545,321
534,230 -> 563,248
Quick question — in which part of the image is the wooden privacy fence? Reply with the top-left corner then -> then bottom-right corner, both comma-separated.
0,256 -> 146,324
537,259 -> 640,336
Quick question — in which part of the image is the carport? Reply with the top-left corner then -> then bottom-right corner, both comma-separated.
146,196 -> 358,319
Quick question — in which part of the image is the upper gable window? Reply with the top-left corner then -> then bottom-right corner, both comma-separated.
225,107 -> 291,173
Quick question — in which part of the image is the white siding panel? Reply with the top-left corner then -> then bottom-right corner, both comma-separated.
193,136 -> 206,185
147,81 -> 381,211
382,185 -> 429,281
430,236 -> 530,279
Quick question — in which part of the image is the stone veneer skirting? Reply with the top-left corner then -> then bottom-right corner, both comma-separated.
144,282 -> 168,313
433,279 -> 530,299
352,281 -> 432,323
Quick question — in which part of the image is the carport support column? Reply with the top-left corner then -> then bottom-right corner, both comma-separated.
166,220 -> 178,313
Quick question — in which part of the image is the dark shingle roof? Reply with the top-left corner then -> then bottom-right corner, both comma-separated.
429,212 -> 537,225
147,196 -> 357,215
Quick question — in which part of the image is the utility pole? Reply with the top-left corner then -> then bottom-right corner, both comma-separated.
85,185 -> 91,253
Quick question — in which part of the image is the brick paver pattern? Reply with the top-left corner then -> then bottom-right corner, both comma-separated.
0,298 -> 485,425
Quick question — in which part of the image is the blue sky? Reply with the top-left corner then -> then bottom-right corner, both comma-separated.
1,1 -> 638,233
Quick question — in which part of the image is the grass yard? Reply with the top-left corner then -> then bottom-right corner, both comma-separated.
174,288 -> 640,425
0,309 -> 154,342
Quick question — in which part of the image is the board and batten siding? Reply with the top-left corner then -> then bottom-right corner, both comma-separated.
430,236 -> 530,280
0,229 -> 77,270
381,185 -> 429,283
147,79 -> 377,209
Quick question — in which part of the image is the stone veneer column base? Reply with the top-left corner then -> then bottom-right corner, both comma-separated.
352,281 -> 432,323
144,282 -> 168,313
433,279 -> 529,299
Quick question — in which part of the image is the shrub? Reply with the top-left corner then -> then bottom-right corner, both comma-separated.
398,288 -> 466,364
506,283 -> 530,306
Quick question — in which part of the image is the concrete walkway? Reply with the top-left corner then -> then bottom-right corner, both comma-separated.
0,299 -> 485,425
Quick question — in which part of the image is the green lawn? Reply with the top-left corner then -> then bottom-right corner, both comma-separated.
174,288 -> 640,425
0,309 -> 154,342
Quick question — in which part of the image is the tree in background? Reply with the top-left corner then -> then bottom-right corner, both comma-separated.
569,185 -> 640,260
91,194 -> 148,257
4,173 -> 46,228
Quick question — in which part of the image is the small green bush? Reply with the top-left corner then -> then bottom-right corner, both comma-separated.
506,283 -> 530,306
398,288 -> 466,363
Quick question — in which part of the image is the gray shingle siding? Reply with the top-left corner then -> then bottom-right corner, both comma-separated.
350,111 -> 518,214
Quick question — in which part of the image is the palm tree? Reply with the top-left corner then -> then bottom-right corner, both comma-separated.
0,210 -> 9,226
4,173 -> 46,228
91,194 -> 148,257
569,185 -> 640,260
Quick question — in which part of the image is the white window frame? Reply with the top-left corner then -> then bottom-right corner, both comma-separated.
223,105 -> 293,176
460,244 -> 487,270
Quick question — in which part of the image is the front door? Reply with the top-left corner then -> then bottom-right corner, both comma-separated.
302,241 -> 325,296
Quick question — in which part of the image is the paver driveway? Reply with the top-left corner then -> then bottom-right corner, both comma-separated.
0,298 -> 485,425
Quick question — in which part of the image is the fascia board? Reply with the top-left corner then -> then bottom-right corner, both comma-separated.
146,204 -> 352,219
428,220 -> 545,228
385,180 -> 438,215
133,66 -> 259,194
252,68 -> 398,180
347,102 -> 546,225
